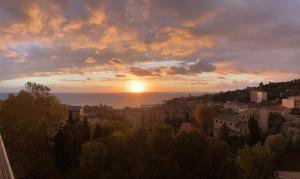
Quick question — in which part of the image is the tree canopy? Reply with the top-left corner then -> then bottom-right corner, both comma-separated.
0,82 -> 68,178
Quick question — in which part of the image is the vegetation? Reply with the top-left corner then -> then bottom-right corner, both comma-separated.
193,105 -> 216,135
236,144 -> 277,179
0,81 -> 287,178
212,79 -> 300,102
218,123 -> 229,143
265,134 -> 287,162
268,113 -> 286,134
247,117 -> 261,145
79,127 -> 235,179
0,82 -> 68,178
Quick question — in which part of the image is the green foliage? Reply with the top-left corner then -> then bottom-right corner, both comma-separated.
82,117 -> 91,142
218,123 -> 229,142
193,105 -> 216,134
93,123 -> 102,140
265,134 -> 287,156
165,116 -> 182,130
0,82 -> 68,178
248,117 -> 261,145
268,113 -> 286,134
236,144 -> 276,179
25,82 -> 51,97
212,89 -> 251,103
286,127 -> 300,149
212,79 -> 300,102
100,120 -> 129,138
79,126 -> 235,179
54,112 -> 94,175
80,141 -> 108,179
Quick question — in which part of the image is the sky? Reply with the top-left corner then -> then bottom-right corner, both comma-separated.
0,0 -> 300,93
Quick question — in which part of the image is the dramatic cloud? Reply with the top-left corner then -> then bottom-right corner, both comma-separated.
130,67 -> 158,77
167,60 -> 216,75
0,0 -> 300,92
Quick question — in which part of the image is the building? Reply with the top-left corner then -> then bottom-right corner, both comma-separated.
141,104 -> 163,126
250,90 -> 268,103
223,101 -> 249,113
282,96 -> 300,110
123,107 -> 142,128
213,111 -> 249,136
68,106 -> 84,120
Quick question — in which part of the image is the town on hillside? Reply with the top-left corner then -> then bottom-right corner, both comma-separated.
70,80 -> 300,139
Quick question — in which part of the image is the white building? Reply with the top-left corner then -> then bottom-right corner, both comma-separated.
282,96 -> 300,110
250,90 -> 268,103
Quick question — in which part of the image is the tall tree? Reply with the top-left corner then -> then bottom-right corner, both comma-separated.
93,124 -> 102,140
0,82 -> 68,178
219,123 -> 229,143
54,112 -> 84,174
248,117 -> 261,145
236,144 -> 276,179
82,117 -> 91,142
193,105 -> 216,135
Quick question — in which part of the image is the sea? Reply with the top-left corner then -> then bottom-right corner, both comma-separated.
0,92 -> 204,108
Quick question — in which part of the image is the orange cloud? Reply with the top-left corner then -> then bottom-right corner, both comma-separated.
149,28 -> 214,57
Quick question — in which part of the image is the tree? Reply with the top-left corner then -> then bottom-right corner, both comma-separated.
174,132 -> 234,179
265,134 -> 287,156
268,113 -> 286,134
79,141 -> 108,179
219,123 -> 229,143
79,126 -> 236,179
248,117 -> 261,145
93,124 -> 102,140
54,112 -> 85,175
0,82 -> 68,178
236,144 -> 276,179
193,105 -> 216,135
286,127 -> 300,149
82,117 -> 90,142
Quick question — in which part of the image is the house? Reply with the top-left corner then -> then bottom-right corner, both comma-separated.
68,106 -> 84,120
123,107 -> 142,128
213,111 -> 249,136
250,90 -> 268,103
282,96 -> 300,110
223,101 -> 250,113
257,105 -> 289,135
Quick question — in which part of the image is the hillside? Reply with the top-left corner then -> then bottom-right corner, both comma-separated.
211,79 -> 300,103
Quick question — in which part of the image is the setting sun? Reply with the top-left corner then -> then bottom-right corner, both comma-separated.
129,81 -> 145,93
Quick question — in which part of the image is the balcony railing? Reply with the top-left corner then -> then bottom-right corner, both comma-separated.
0,135 -> 14,179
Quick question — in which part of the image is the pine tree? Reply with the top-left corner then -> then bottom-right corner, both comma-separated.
93,124 -> 102,140
219,123 -> 229,143
248,116 -> 261,145
82,117 -> 90,142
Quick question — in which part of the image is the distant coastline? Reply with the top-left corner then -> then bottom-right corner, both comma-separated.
0,92 -> 204,108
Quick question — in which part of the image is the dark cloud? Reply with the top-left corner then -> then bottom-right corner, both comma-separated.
168,60 -> 216,75
130,67 -> 159,77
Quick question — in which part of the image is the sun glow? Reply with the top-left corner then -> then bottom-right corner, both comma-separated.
129,81 -> 145,93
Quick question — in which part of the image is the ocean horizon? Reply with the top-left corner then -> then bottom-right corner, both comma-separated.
0,92 -> 205,108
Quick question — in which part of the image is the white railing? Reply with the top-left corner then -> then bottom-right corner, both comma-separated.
0,135 -> 14,179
